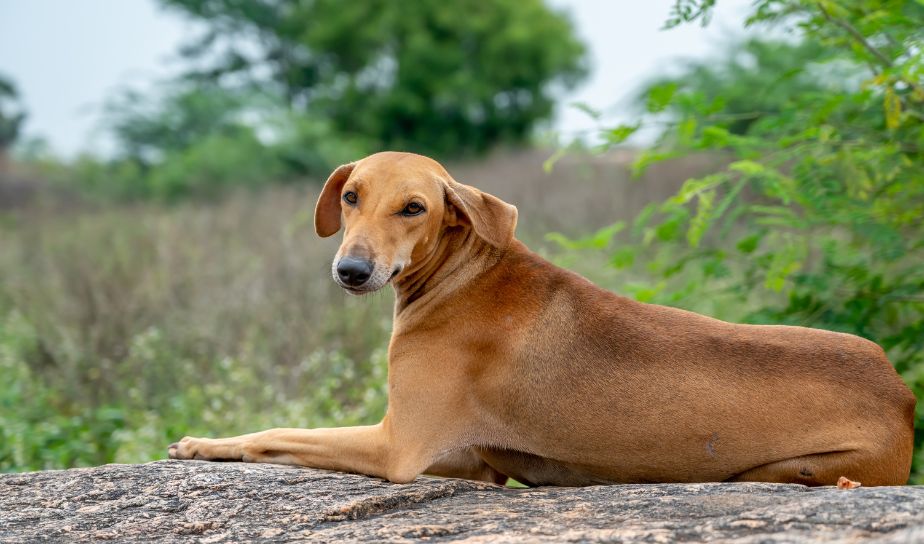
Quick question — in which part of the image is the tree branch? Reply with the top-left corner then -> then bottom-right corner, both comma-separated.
817,4 -> 892,69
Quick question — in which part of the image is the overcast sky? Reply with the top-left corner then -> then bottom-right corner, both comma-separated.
0,0 -> 750,157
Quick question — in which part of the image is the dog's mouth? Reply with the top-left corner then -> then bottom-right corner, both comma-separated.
341,282 -> 379,295
339,265 -> 403,295
343,286 -> 368,295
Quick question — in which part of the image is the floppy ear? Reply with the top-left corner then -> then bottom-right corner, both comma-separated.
314,162 -> 356,237
444,179 -> 518,248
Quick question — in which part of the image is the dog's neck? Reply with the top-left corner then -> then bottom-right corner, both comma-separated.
392,226 -> 504,316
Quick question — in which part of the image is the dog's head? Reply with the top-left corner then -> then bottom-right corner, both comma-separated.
314,151 -> 517,294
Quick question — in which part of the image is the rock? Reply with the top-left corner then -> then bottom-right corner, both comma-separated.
1,460 -> 922,542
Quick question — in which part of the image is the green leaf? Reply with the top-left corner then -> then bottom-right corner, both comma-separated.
699,126 -> 731,148
633,202 -> 659,233
545,222 -> 625,250
677,117 -> 697,142
626,282 -> 664,303
646,82 -> 678,113
655,209 -> 689,242
631,150 -> 677,177
749,205 -> 798,219
587,222 -> 626,248
603,123 -> 640,145
671,174 -> 726,205
544,231 -> 573,248
711,179 -> 746,225
543,148 -> 567,174
728,160 -> 766,176
884,87 -> 902,130
736,232 -> 762,254
687,189 -> 716,247
610,246 -> 636,269
571,101 -> 602,120
764,245 -> 802,292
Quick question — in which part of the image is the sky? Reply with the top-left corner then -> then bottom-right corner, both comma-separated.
0,0 -> 751,157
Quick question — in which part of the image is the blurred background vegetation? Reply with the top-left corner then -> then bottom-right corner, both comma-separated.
1,0 -> 922,483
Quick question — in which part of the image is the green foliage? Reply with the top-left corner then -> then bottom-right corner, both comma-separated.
62,84 -> 367,201
0,308 -> 388,470
0,311 -> 124,469
664,0 -> 717,29
637,38 -> 848,136
0,74 -> 26,152
558,1 -> 924,482
160,0 -> 588,157
105,84 -> 251,164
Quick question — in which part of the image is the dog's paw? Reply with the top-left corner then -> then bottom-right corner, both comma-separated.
168,436 -> 244,461
167,436 -> 200,460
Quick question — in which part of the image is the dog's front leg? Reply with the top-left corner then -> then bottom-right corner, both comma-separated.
168,422 -> 429,483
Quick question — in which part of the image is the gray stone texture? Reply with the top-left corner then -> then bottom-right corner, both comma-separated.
1,460 -> 923,542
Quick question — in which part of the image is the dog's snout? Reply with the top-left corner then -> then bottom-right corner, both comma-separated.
336,257 -> 374,287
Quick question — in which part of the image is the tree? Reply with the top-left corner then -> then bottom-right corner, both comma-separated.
557,1 -> 924,482
634,38 -> 847,136
96,83 -> 365,200
159,0 -> 588,157
104,83 -> 253,166
0,74 -> 27,172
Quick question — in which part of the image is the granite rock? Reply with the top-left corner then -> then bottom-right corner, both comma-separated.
1,460 -> 923,542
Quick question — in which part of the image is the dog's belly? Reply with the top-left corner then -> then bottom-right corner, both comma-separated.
475,448 -> 618,486
474,446 -> 733,486
475,441 -> 741,486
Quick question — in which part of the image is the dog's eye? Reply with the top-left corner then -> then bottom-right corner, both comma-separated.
401,202 -> 425,216
343,191 -> 358,205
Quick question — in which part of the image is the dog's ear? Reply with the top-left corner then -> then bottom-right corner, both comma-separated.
444,179 -> 518,249
314,162 -> 356,237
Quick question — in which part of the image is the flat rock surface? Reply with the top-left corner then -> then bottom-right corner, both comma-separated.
1,460 -> 922,542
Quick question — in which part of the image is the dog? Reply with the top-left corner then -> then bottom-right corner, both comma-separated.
169,151 -> 916,487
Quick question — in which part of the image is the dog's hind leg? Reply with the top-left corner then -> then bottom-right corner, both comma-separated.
424,448 -> 509,485
726,447 -> 909,487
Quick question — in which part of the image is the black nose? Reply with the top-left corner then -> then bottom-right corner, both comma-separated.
336,257 -> 374,287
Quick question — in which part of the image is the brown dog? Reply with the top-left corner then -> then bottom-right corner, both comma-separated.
169,151 -> 916,487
